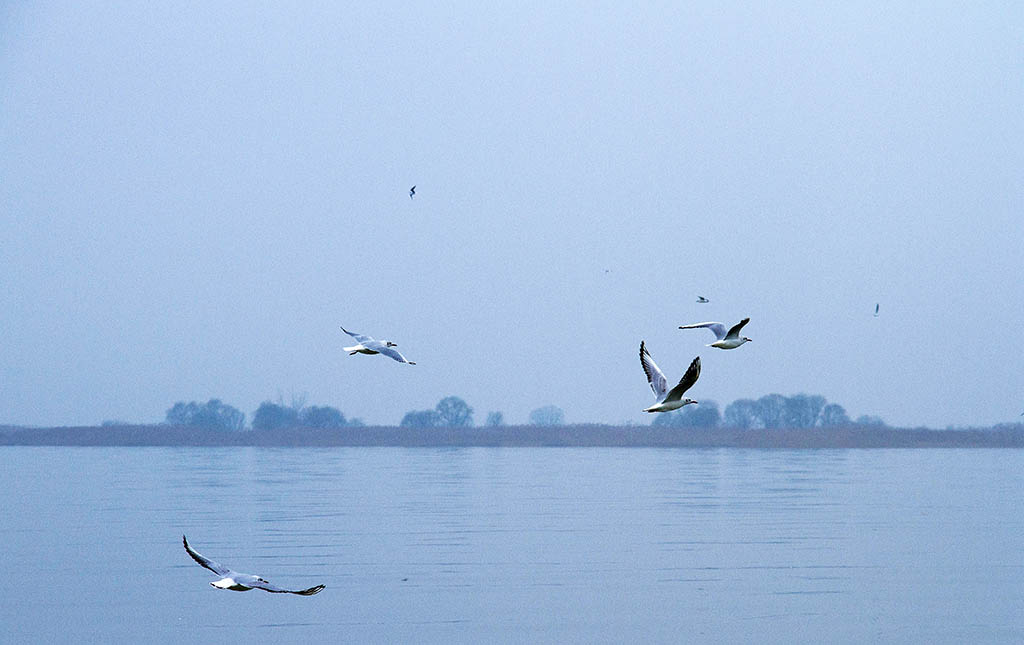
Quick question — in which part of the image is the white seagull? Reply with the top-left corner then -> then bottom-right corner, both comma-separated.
679,317 -> 752,350
183,536 -> 325,595
696,296 -> 710,303
409,185 -> 416,199
639,342 -> 701,413
341,327 -> 416,364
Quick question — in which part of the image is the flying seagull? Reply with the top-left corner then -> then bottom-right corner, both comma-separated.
679,317 -> 752,350
409,185 -> 416,199
639,342 -> 701,413
183,535 -> 324,595
341,327 -> 416,364
874,303 -> 880,317
696,296 -> 710,303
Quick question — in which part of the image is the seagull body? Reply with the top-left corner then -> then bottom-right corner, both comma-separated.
639,342 -> 701,413
341,327 -> 416,364
679,317 -> 752,349
409,185 -> 416,199
696,296 -> 710,303
183,536 -> 324,595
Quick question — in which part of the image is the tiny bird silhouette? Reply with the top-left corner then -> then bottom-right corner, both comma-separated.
874,303 -> 880,317
409,185 -> 416,199
696,296 -> 710,304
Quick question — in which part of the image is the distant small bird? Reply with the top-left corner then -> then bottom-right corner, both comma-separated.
679,317 -> 752,350
639,342 -> 701,413
183,536 -> 324,595
409,185 -> 416,199
874,303 -> 880,317
696,296 -> 710,304
341,327 -> 416,364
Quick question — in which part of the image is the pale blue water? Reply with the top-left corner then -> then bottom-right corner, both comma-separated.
1,447 -> 1021,643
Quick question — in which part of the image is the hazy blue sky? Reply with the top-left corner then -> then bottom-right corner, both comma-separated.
2,2 -> 1021,428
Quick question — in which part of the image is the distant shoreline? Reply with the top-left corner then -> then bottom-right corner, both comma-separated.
1,424 -> 1022,449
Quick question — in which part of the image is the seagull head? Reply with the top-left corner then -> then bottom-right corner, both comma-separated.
386,341 -> 398,347
683,398 -> 698,406
743,336 -> 753,342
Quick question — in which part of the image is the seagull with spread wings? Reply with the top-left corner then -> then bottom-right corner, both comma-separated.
639,342 -> 701,413
678,317 -> 752,350
341,327 -> 416,364
696,296 -> 710,303
409,185 -> 416,199
183,536 -> 324,595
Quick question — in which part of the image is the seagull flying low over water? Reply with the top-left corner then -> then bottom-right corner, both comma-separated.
696,296 -> 710,303
409,185 -> 416,199
183,536 -> 324,595
679,317 -> 752,350
341,327 -> 416,364
639,342 -> 701,413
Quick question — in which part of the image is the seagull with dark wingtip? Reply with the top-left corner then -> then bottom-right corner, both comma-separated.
409,185 -> 416,199
341,327 -> 416,364
183,536 -> 324,595
679,317 -> 752,350
639,342 -> 701,413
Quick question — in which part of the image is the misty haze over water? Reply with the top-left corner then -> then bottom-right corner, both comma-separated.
3,2 -> 1022,642
2,3 -> 1022,429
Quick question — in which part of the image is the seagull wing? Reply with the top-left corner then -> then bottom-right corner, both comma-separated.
183,536 -> 231,576
724,317 -> 750,340
341,327 -> 375,344
640,341 -> 667,400
250,579 -> 325,596
377,345 -> 416,365
663,356 -> 701,403
678,321 -> 727,340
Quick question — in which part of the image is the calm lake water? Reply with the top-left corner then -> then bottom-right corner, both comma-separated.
1,447 -> 1021,643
